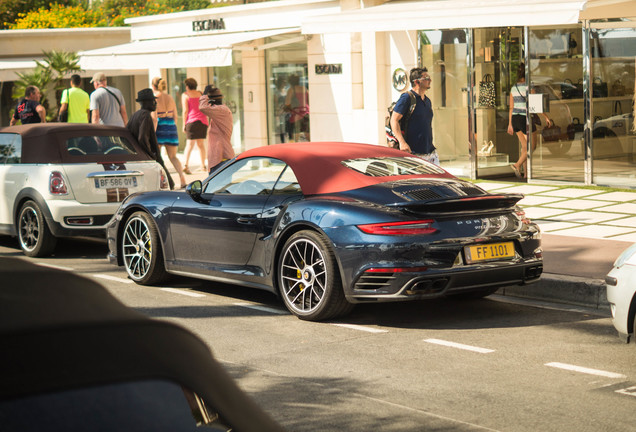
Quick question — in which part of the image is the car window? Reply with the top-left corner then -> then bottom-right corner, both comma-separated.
272,165 -> 302,195
342,156 -> 446,176
66,135 -> 137,157
203,157 -> 287,195
0,133 -> 21,164
0,380 -> 232,431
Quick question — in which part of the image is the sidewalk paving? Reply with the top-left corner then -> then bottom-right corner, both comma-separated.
475,180 -> 636,311
162,147 -> 635,312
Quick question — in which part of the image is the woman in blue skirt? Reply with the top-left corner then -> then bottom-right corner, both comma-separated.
152,77 -> 187,188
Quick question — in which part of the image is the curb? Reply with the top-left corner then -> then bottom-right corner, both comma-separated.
497,273 -> 609,312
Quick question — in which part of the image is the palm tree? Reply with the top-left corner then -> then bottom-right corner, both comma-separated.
11,50 -> 81,122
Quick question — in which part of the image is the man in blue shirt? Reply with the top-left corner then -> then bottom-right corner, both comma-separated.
389,67 -> 438,165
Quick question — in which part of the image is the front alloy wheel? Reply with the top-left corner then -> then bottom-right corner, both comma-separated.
122,211 -> 167,285
278,230 -> 352,321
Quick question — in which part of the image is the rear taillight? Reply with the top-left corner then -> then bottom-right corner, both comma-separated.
160,170 -> 169,190
49,171 -> 68,195
357,219 -> 436,235
364,266 -> 428,273
515,209 -> 531,224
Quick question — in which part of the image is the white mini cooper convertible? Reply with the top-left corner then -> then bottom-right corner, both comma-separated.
0,124 -> 169,257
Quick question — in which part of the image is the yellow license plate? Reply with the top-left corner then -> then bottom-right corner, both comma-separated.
464,242 -> 515,264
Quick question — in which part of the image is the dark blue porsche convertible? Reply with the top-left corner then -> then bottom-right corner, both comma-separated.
107,142 -> 542,321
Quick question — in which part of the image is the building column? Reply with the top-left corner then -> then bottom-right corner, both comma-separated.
242,46 -> 267,151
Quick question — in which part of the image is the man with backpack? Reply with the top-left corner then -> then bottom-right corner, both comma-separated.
388,67 -> 439,165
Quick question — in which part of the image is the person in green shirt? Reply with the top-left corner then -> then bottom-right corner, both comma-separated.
59,74 -> 90,123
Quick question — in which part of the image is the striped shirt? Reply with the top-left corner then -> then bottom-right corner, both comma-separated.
511,82 -> 528,115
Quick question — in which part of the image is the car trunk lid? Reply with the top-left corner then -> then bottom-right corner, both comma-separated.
63,161 -> 163,204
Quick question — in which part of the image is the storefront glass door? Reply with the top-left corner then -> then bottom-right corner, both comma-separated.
590,26 -> 636,188
417,30 -> 470,176
473,27 -> 525,179
528,26 -> 585,183
207,51 -> 244,155
265,36 -> 309,145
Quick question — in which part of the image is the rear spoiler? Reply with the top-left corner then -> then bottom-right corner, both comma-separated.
387,193 -> 524,215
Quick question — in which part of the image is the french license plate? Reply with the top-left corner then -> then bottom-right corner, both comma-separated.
94,177 -> 137,189
464,242 -> 515,264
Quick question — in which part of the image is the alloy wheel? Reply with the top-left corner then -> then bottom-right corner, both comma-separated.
280,238 -> 327,315
122,215 -> 153,281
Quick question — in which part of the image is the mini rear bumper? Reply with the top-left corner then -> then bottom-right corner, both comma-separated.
45,201 -> 117,237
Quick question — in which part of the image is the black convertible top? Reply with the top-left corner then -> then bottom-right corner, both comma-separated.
0,123 -> 153,163
0,257 -> 284,432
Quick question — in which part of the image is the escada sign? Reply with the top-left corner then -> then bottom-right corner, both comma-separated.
315,64 -> 342,75
193,18 -> 226,32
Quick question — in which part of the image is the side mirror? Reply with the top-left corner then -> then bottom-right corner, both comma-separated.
186,180 -> 203,198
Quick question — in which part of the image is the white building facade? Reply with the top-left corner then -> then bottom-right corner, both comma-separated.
21,0 -> 636,188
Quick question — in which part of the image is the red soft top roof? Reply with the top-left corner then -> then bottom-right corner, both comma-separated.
237,142 -> 453,195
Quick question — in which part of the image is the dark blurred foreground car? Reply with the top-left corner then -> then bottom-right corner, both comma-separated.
0,257 -> 285,432
108,142 -> 543,321
0,124 -> 169,257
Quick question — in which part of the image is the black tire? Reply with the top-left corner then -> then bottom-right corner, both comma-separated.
449,286 -> 499,300
278,230 -> 353,321
121,211 -> 168,285
18,200 -> 57,257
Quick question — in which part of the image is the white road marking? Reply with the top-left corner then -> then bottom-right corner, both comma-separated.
545,362 -> 626,379
233,303 -> 288,315
36,262 -> 74,271
94,274 -> 133,284
161,288 -> 206,298
424,338 -> 495,354
332,323 -> 388,333
615,386 -> 636,397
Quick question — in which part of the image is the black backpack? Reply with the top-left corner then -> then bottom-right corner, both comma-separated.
385,90 -> 416,149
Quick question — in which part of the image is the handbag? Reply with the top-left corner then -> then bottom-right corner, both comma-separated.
478,74 -> 495,107
58,89 -> 69,123
541,124 -> 564,142
593,77 -> 608,98
611,79 -> 626,97
560,79 -> 581,99
567,117 -> 584,139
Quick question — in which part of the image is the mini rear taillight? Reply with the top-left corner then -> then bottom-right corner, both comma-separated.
160,170 -> 169,190
357,220 -> 437,235
49,171 -> 68,195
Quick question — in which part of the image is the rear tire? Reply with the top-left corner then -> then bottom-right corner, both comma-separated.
121,211 -> 168,285
18,200 -> 56,257
278,230 -> 353,321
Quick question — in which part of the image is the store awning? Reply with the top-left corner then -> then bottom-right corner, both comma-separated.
580,0 -> 636,20
301,0 -> 587,34
79,28 -> 298,71
0,57 -> 42,81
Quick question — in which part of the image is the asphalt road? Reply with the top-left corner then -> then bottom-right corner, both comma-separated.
2,236 -> 635,432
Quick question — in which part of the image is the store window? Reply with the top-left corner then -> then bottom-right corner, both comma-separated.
472,27 -> 525,179
419,30 -> 470,176
168,68 -> 188,149
265,36 -> 309,145
590,26 -> 636,188
207,51 -> 244,155
528,26 -> 584,183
